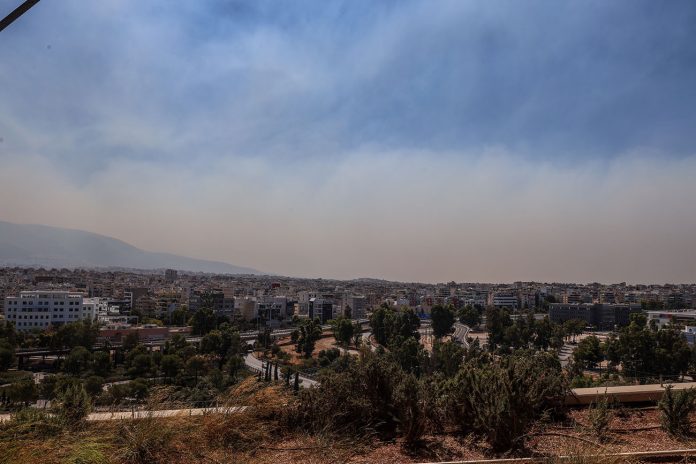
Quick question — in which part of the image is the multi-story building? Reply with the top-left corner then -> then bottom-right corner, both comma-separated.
4,291 -> 96,331
343,295 -> 367,319
489,292 -> 519,310
164,269 -> 178,283
256,296 -> 289,324
309,297 -> 334,324
549,303 -> 642,329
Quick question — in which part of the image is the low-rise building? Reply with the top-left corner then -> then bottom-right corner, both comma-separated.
647,310 -> 696,329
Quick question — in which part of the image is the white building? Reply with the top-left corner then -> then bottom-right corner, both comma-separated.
647,310 -> 696,329
4,291 -> 96,331
489,292 -> 519,310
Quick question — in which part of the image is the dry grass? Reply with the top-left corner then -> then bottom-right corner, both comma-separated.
6,384 -> 696,464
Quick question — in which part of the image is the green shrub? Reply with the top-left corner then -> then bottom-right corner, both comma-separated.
1,407 -> 63,437
55,383 -> 92,427
587,395 -> 612,441
659,385 -> 696,437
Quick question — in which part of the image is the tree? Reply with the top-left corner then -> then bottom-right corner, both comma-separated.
9,379 -> 37,406
352,321 -> 363,348
459,305 -> 481,328
63,346 -> 92,376
659,385 -> 696,437
331,317 -> 354,347
91,351 -> 112,377
395,374 -> 425,447
0,342 -> 15,371
55,383 -> 91,427
563,319 -> 585,343
295,319 -> 322,358
431,340 -> 465,378
431,305 -> 455,339
390,336 -> 426,376
186,355 -> 207,382
190,308 -> 218,336
573,335 -> 604,369
168,308 -> 188,326
485,306 -> 513,351
121,332 -> 140,352
128,353 -> 154,378
161,354 -> 182,382
84,375 -> 105,397
369,307 -> 420,347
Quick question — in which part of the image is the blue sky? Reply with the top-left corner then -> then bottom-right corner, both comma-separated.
1,0 -> 695,282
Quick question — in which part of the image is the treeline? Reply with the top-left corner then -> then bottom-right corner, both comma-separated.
572,313 -> 693,381
0,321 -> 246,410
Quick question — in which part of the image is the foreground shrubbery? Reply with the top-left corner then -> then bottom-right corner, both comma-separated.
287,346 -> 567,453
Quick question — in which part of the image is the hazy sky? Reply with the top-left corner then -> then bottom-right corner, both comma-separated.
1,0 -> 696,283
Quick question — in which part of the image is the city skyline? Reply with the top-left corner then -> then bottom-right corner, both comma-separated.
1,1 -> 696,283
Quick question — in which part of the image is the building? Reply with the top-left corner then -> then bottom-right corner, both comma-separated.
343,295 -> 367,319
647,310 -> 696,329
256,296 -> 289,324
124,287 -> 148,310
489,292 -> 519,310
309,298 -> 334,324
549,303 -> 642,329
98,324 -> 192,344
188,289 -> 224,313
4,291 -> 96,331
683,326 -> 696,346
164,269 -> 178,282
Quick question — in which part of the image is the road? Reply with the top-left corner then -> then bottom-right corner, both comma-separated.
243,353 -> 318,387
452,323 -> 470,348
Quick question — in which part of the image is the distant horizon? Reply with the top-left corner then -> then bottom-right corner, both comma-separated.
1,218 -> 695,288
1,1 -> 695,283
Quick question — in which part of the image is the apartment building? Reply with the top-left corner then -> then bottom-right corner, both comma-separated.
4,291 -> 96,331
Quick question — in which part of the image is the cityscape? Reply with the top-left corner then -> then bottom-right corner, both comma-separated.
2,0 -> 696,463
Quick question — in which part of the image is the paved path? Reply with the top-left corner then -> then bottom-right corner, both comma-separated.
0,406 -> 248,423
566,381 -> 696,405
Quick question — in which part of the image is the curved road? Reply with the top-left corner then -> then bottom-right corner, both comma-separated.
452,322 -> 470,348
243,353 -> 318,388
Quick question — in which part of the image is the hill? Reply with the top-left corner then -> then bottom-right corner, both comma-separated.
0,220 -> 261,274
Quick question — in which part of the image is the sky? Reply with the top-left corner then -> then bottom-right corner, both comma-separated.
1,0 -> 695,284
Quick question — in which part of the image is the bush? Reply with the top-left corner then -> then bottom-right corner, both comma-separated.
659,385 -> 696,437
395,373 -> 425,448
55,383 -> 92,427
1,407 -> 63,437
587,395 -> 612,441
289,348 -> 401,436
445,351 -> 566,452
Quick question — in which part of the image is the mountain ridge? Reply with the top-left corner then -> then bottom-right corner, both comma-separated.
0,220 -> 262,275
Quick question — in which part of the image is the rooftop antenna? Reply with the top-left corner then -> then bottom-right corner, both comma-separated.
0,0 -> 41,33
